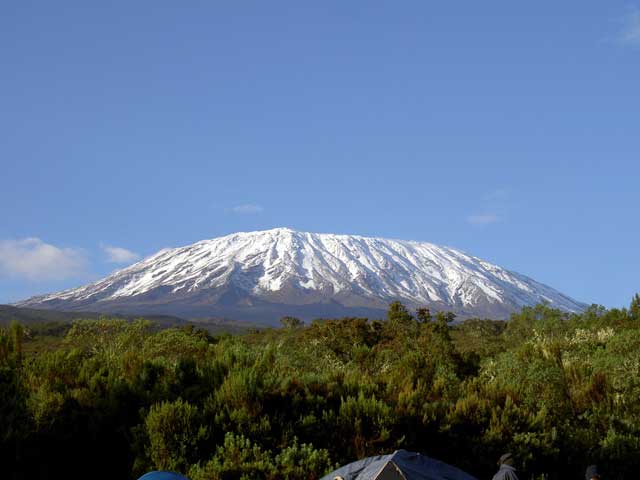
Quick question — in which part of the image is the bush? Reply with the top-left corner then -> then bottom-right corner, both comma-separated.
145,398 -> 208,472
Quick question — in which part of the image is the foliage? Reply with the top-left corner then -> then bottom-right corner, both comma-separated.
2,295 -> 640,479
280,316 -> 304,329
145,398 -> 209,472
188,433 -> 333,480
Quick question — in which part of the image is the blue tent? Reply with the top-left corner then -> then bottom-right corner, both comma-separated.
137,472 -> 190,480
320,450 -> 477,480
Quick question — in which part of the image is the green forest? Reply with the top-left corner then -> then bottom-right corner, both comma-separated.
2,296 -> 640,480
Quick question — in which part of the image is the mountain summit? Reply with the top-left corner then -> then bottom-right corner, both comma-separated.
17,228 -> 586,323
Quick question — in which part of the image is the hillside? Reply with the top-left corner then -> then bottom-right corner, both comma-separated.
2,298 -> 639,479
16,228 -> 586,323
0,304 -> 260,335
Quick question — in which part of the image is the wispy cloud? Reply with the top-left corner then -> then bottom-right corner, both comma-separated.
466,189 -> 509,227
618,7 -> 640,46
229,204 -> 264,214
466,214 -> 500,226
101,244 -> 140,264
0,238 -> 88,281
483,188 -> 510,202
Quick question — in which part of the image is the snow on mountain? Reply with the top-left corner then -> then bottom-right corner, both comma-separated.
16,228 -> 586,323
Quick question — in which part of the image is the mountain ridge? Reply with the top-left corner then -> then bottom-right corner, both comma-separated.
16,228 -> 586,323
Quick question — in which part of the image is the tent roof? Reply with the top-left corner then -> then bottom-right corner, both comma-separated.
320,450 -> 477,480
137,472 -> 190,480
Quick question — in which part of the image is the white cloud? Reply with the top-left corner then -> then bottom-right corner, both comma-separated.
467,188 -> 509,227
483,188 -> 510,202
229,204 -> 264,214
619,8 -> 640,46
466,214 -> 500,226
102,244 -> 140,264
0,238 -> 88,281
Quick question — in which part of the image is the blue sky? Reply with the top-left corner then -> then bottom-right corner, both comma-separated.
1,2 -> 639,308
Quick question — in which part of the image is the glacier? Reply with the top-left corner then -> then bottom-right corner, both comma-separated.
16,228 -> 586,323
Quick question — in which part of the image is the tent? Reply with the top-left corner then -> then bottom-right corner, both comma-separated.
320,449 -> 477,480
137,472 -> 190,480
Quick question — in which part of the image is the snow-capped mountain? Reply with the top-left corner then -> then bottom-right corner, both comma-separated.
16,228 -> 586,323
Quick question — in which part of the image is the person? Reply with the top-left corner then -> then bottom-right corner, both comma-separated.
585,465 -> 601,480
491,453 -> 519,480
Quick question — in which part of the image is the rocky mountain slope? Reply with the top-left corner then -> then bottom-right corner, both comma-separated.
16,228 -> 586,323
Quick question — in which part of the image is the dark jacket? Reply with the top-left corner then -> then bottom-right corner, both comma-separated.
585,465 -> 600,480
491,464 -> 520,480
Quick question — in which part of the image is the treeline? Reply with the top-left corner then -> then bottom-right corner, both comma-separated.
1,296 -> 640,479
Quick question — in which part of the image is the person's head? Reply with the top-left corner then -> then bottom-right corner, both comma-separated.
585,465 -> 601,480
498,453 -> 514,467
